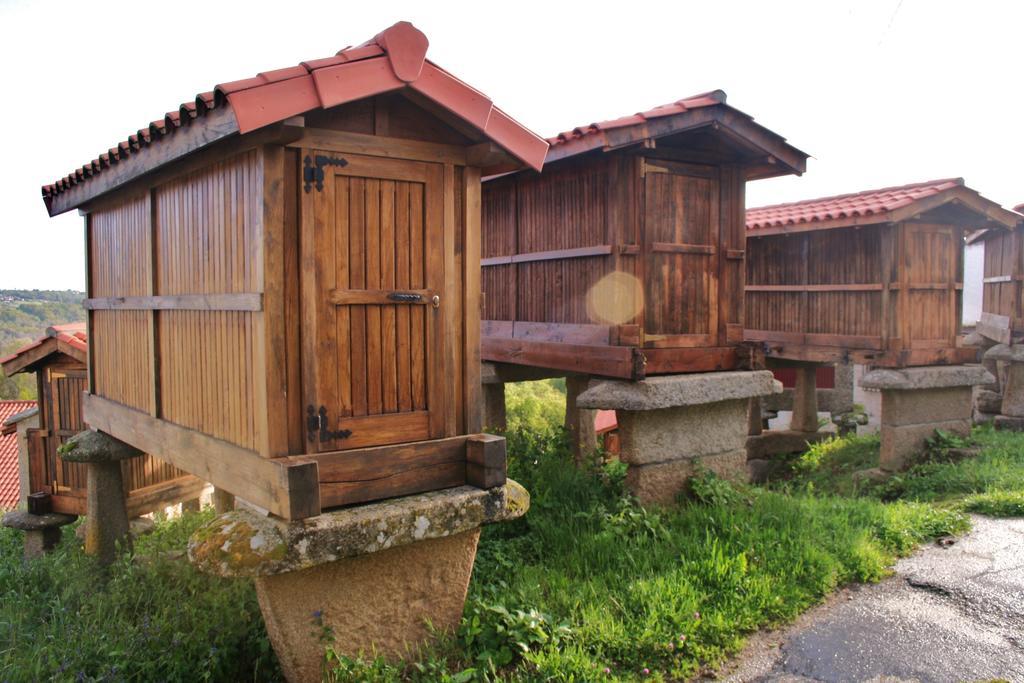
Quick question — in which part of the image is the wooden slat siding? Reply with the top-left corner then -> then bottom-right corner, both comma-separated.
982,228 -> 1018,331
901,223 -> 960,347
155,149 -> 262,451
90,194 -> 153,411
84,214 -> 95,394
481,178 -> 517,322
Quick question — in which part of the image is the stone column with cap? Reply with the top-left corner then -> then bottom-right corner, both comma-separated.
575,371 -> 782,505
983,344 -> 1024,430
189,481 -> 529,683
746,362 -> 831,470
859,364 -> 993,473
58,430 -> 143,565
2,510 -> 77,559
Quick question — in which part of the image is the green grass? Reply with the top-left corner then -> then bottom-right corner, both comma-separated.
4,382 -> 1023,681
781,424 -> 1024,515
0,510 -> 279,682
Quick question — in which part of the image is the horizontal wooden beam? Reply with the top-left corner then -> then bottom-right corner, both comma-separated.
481,244 -> 613,267
126,474 -> 207,518
651,242 -> 716,255
482,319 -> 616,346
747,284 -> 883,293
983,275 -> 1014,284
327,289 -> 435,306
82,394 -> 320,520
287,127 -> 468,165
284,434 -> 500,509
482,336 -> 643,380
84,293 -> 263,312
642,346 -> 740,375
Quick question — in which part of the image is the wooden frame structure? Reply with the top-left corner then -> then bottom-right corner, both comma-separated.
481,91 -> 808,380
1,324 -> 202,516
746,179 -> 1021,366
40,23 -> 547,520
972,201 -> 1024,344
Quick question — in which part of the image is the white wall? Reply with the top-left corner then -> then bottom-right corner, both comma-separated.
963,241 -> 984,326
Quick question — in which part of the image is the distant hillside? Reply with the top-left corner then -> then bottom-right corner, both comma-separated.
0,290 -> 85,400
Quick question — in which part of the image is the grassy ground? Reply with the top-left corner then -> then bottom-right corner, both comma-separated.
2,381 -> 1022,681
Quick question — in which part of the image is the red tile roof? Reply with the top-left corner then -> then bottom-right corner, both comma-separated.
41,21 -> 547,208
0,323 -> 88,372
0,400 -> 36,509
746,178 -> 965,231
548,90 -> 727,149
594,410 -> 618,435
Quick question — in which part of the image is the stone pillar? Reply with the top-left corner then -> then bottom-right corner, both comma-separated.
860,365 -> 993,472
212,487 -> 236,513
747,397 -> 763,436
189,482 -> 529,683
790,364 -> 820,433
565,375 -> 599,465
59,430 -> 143,565
481,383 -> 507,432
2,511 -> 77,560
575,371 -> 781,505
984,344 -> 1024,430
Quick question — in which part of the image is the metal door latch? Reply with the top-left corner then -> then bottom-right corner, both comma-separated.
306,405 -> 353,443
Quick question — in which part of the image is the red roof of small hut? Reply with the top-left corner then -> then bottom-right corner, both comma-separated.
0,400 -> 36,509
41,21 -> 548,215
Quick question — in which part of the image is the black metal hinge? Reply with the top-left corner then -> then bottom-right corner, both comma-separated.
303,154 -> 349,193
306,405 -> 352,443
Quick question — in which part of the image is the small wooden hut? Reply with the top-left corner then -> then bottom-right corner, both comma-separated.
745,179 -> 1020,366
973,201 -> 1024,344
40,22 -> 547,520
481,91 -> 808,380
1,324 -> 201,515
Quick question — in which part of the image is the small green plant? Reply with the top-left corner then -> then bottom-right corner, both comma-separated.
923,429 -> 976,461
460,600 -> 571,671
962,490 -> 1024,517
685,469 -> 744,507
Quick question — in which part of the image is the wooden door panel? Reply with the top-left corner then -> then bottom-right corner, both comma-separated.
903,224 -> 958,346
302,152 -> 445,452
643,163 -> 720,343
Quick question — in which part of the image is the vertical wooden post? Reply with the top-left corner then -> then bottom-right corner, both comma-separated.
442,163 -> 459,438
147,191 -> 161,418
565,376 -> 598,465
463,166 -> 483,434
791,364 -> 820,433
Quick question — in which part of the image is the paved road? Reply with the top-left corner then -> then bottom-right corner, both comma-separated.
715,515 -> 1024,683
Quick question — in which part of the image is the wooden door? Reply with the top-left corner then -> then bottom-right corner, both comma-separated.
641,160 -> 720,348
301,152 -> 446,452
900,223 -> 961,349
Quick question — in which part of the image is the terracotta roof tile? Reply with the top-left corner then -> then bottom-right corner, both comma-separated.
42,21 -> 547,206
746,178 -> 965,231
0,322 -> 88,367
0,400 -> 36,509
548,90 -> 728,148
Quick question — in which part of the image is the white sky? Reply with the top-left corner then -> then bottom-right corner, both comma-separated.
0,0 -> 1020,292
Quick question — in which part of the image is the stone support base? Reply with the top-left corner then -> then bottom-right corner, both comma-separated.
189,482 -> 530,683
257,530 -> 479,682
60,430 -> 144,566
2,511 -> 77,560
861,365 -> 992,472
577,371 -> 781,505
994,415 -> 1024,432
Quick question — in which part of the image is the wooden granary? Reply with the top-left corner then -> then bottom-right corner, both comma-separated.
973,201 -> 1024,344
1,324 -> 201,516
40,22 -> 547,520
481,91 -> 808,380
745,179 -> 1021,367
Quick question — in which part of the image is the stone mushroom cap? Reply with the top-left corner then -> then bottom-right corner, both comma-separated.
576,370 -> 782,411
2,510 -> 77,531
188,480 -> 531,578
58,430 -> 144,463
859,365 -> 994,391
984,343 -> 1024,363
